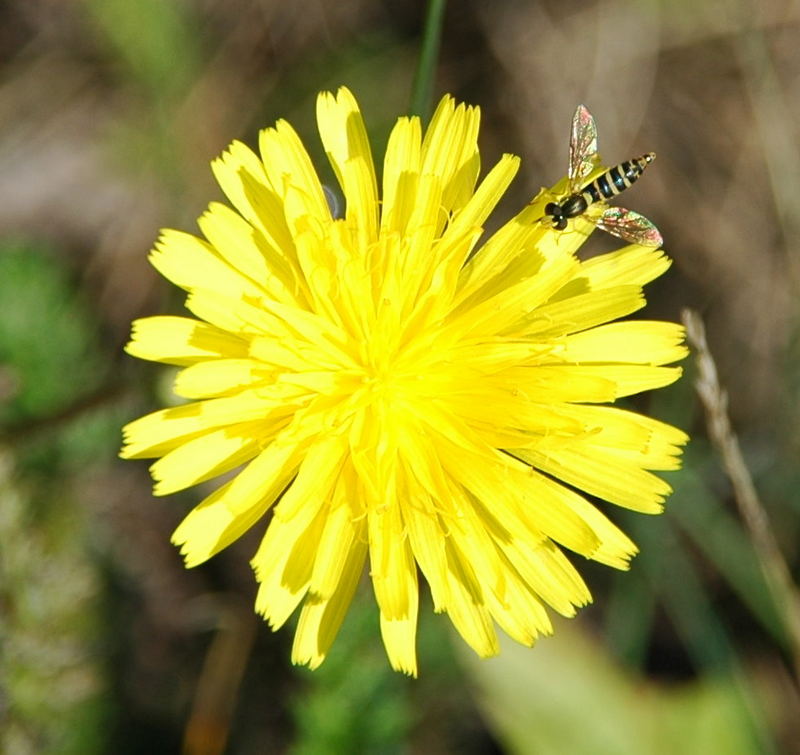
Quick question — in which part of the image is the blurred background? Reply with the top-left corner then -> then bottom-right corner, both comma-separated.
1,0 -> 799,752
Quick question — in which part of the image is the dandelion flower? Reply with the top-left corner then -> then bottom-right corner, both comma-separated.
122,87 -> 688,676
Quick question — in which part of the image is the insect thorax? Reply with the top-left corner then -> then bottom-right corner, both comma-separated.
560,193 -> 589,217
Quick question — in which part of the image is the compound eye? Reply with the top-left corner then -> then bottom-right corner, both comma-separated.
545,202 -> 559,215
556,218 -> 568,230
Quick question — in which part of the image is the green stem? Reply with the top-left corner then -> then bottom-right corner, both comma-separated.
409,0 -> 447,121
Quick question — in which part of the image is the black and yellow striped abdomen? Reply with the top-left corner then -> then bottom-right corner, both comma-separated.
545,152 -> 656,230
579,153 -> 655,206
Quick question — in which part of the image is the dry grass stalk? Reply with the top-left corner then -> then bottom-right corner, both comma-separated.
683,308 -> 800,685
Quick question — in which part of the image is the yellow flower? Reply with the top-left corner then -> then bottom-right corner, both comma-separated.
122,87 -> 687,676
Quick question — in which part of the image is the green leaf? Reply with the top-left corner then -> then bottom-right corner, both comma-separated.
84,0 -> 199,101
460,622 -> 771,755
0,240 -> 105,426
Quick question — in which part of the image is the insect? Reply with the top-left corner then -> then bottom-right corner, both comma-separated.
543,105 -> 663,247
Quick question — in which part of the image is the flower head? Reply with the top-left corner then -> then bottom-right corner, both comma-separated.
122,87 -> 687,675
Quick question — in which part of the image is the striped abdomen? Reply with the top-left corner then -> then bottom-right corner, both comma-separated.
578,153 -> 655,209
544,152 -> 656,230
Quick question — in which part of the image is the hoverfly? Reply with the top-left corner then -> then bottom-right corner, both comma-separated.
543,105 -> 663,247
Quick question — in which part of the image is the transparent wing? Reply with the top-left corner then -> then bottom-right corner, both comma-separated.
568,105 -> 599,190
323,184 -> 343,219
597,207 -> 663,247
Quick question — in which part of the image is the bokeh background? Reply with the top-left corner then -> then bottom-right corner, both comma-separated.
2,0 -> 799,752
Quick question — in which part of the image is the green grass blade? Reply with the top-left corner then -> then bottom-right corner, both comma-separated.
409,0 -> 447,121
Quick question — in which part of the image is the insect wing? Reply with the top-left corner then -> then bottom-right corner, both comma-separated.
323,184 -> 343,218
597,207 -> 663,247
568,105 -> 599,190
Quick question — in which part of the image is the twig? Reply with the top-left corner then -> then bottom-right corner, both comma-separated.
683,308 -> 800,685
0,378 -> 129,445
182,595 -> 258,755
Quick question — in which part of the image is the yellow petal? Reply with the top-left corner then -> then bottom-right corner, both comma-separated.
197,202 -> 301,305
381,116 -> 422,236
452,251 -> 579,336
455,206 -> 544,304
308,469 -> 364,599
171,479 -> 266,566
259,120 -> 331,236
380,590 -> 419,677
125,316 -> 249,365
173,359 -> 275,399
149,421 -> 267,496
516,445 -> 673,513
172,437 -> 306,566
580,244 -> 672,288
515,285 -> 646,338
183,289 -> 276,335
171,472 -> 280,570
271,434 -> 348,524
553,492 -> 639,570
559,364 -> 684,398
442,537 -> 499,658
559,321 -> 688,365
291,532 -> 368,669
402,479 -> 450,613
481,560 -> 553,645
253,503 -> 330,631
440,441 -> 601,559
421,96 -> 481,218
148,229 -> 267,301
210,140 -> 294,254
498,537 -> 591,616
447,154 -> 520,240
552,404 -> 689,467
316,87 -> 379,246
120,386 -> 302,459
